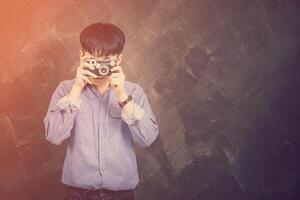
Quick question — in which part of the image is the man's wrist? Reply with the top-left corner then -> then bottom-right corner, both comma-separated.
117,91 -> 128,102
69,84 -> 83,102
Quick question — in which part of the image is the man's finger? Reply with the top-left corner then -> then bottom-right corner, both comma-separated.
81,69 -> 98,78
82,63 -> 95,70
109,73 -> 122,78
80,74 -> 92,84
110,66 -> 122,72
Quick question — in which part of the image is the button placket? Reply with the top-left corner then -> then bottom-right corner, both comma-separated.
96,96 -> 103,177
98,96 -> 106,175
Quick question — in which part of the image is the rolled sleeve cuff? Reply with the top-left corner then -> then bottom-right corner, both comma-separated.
121,103 -> 145,125
56,95 -> 82,112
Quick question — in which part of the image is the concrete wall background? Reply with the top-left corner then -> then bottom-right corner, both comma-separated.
0,0 -> 299,199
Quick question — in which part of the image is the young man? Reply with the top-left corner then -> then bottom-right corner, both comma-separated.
43,22 -> 159,200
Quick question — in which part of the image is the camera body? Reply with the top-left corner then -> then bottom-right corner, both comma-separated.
83,58 -> 118,77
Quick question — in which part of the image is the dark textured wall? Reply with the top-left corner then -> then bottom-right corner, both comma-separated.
0,0 -> 299,200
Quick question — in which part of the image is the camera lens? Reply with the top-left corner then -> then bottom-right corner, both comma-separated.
99,66 -> 109,76
101,68 -> 107,73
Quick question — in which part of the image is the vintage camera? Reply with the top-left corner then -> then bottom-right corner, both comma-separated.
82,58 -> 118,77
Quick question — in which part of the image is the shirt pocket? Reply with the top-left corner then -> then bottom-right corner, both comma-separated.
109,105 -> 122,118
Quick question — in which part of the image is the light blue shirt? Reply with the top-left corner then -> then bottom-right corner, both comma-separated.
43,79 -> 159,191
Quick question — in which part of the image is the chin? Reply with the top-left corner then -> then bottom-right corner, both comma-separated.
91,76 -> 109,84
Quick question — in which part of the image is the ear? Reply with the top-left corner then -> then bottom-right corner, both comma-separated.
80,50 -> 85,57
117,54 -> 123,64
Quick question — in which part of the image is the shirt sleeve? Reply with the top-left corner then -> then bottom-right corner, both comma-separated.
123,86 -> 159,148
43,81 -> 82,145
56,94 -> 82,112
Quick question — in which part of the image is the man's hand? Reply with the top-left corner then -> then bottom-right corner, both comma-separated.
109,65 -> 128,101
74,55 -> 98,89
69,55 -> 98,103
